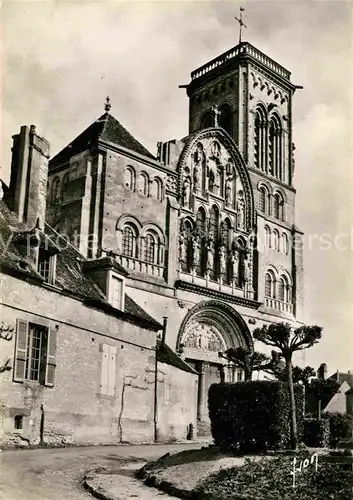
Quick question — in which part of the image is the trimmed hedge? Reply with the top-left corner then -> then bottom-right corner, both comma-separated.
326,413 -> 353,447
208,381 -> 304,452
303,418 -> 330,447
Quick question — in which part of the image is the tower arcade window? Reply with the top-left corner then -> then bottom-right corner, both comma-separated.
254,106 -> 266,171
273,193 -> 284,220
122,225 -> 137,257
144,233 -> 157,263
200,111 -> 214,130
265,271 -> 276,298
219,104 -> 233,135
269,114 -> 283,180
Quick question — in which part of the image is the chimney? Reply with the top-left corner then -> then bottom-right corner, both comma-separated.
7,125 -> 50,228
317,363 -> 327,381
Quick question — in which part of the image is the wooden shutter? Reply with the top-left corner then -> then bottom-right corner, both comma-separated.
100,344 -> 109,395
13,319 -> 28,382
100,344 -> 117,396
45,327 -> 57,387
108,345 -> 117,396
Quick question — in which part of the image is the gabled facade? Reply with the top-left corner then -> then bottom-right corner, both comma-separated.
44,40 -> 305,435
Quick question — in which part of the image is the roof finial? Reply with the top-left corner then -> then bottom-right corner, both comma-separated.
104,96 -> 111,113
212,104 -> 220,127
234,6 -> 247,44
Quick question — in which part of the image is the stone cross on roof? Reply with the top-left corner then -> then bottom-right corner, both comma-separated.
234,6 -> 247,44
212,104 -> 221,127
104,96 -> 111,113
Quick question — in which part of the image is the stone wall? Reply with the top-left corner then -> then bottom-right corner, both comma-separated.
156,361 -> 198,442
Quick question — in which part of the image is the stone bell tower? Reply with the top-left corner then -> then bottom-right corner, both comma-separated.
181,36 -> 305,322
183,41 -> 301,187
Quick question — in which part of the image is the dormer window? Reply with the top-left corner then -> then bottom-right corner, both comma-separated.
38,249 -> 56,284
108,272 -> 125,311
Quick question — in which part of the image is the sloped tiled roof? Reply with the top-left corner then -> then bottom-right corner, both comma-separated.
0,200 -> 161,331
157,340 -> 197,374
328,371 -> 353,388
50,112 -> 155,166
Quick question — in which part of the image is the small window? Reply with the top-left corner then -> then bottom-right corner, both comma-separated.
281,233 -> 289,254
124,166 -> 136,191
14,415 -> 23,430
13,320 -> 57,387
38,249 -> 56,284
110,275 -> 123,310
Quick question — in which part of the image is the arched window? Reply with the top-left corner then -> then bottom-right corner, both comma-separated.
144,232 -> 157,263
273,193 -> 284,220
124,166 -> 136,191
61,173 -> 69,202
264,225 -> 271,248
122,225 -> 137,258
138,172 -> 149,196
219,104 -> 233,135
281,233 -> 289,254
272,229 -> 280,251
268,114 -> 283,180
254,106 -> 266,172
51,177 -> 60,203
209,205 -> 219,242
279,275 -> 291,303
265,270 -> 276,298
196,207 -> 206,276
236,237 -> 246,287
200,111 -> 214,130
259,187 -> 266,213
151,177 -> 163,201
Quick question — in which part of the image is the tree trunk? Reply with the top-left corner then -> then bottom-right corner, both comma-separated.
286,359 -> 298,450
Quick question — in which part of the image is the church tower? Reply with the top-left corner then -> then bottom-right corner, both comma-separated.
181,40 -> 304,321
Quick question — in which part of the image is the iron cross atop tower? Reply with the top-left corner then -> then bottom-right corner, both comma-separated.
234,6 -> 247,44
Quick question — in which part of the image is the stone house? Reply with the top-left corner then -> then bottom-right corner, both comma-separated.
0,124 -> 197,446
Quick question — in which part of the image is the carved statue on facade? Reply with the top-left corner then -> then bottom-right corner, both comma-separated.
210,141 -> 221,160
236,192 -> 245,230
192,236 -> 200,268
206,240 -> 214,272
182,179 -> 191,208
225,176 -> 233,206
231,249 -> 239,283
219,244 -> 227,276
178,231 -> 187,263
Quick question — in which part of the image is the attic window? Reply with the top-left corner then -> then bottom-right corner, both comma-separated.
108,274 -> 124,310
38,249 -> 56,284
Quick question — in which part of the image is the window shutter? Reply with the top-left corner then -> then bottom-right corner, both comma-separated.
100,344 -> 109,394
108,346 -> 117,396
13,319 -> 28,383
45,327 -> 57,387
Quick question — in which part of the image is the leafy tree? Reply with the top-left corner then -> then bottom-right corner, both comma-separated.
253,322 -> 322,450
219,346 -> 271,380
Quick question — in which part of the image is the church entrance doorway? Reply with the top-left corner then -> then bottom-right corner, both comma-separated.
177,300 -> 253,437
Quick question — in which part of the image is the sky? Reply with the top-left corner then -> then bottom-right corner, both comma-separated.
1,0 -> 352,374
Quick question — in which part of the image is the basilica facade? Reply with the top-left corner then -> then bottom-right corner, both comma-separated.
46,41 -> 305,434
